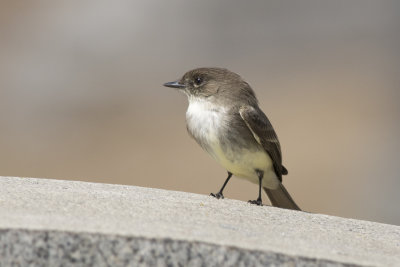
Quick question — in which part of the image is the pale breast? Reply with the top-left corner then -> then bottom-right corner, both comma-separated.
186,101 -> 237,174
186,99 -> 279,188
186,99 -> 227,145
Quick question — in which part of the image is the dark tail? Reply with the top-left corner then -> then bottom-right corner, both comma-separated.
263,183 -> 301,211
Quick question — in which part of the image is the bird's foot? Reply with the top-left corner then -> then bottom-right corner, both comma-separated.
210,192 -> 224,199
248,199 -> 263,206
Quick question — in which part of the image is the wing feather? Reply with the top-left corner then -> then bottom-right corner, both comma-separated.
239,106 -> 287,181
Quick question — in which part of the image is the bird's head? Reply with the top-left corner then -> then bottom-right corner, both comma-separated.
164,67 -> 256,103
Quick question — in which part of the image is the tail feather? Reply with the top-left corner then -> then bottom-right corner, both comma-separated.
264,183 -> 301,211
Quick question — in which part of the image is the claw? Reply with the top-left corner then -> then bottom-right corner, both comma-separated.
210,192 -> 224,199
248,199 -> 263,206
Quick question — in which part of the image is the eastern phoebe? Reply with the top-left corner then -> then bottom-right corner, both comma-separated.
164,68 -> 300,210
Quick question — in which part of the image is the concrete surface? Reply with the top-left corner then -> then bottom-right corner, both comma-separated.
0,176 -> 399,266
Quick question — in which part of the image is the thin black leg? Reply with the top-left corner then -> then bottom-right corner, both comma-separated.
210,172 -> 232,199
248,170 -> 263,206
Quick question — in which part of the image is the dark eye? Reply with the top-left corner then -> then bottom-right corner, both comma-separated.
194,76 -> 203,86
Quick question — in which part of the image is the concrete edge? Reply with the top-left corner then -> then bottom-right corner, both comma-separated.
0,228 -> 363,267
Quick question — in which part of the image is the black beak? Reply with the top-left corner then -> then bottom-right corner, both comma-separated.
163,80 -> 185,89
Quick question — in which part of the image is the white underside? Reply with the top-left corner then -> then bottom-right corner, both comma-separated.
186,98 -> 279,189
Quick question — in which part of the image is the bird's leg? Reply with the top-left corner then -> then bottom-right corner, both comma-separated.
210,172 -> 232,199
248,170 -> 263,206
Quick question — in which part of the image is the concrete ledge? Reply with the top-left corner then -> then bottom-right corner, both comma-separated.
0,177 -> 399,266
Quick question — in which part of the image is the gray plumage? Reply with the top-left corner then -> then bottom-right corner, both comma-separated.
164,67 -> 301,211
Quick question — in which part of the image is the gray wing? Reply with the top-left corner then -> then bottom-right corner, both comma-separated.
239,106 -> 288,181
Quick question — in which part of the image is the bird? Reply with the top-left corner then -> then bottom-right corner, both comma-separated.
164,67 -> 300,210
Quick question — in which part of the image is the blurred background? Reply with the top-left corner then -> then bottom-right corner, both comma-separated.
1,0 -> 399,225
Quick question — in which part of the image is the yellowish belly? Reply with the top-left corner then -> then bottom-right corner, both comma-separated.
208,140 -> 279,189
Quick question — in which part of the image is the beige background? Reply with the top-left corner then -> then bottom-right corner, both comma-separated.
1,1 -> 399,225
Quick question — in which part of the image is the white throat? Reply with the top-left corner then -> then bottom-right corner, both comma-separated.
186,98 -> 228,140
